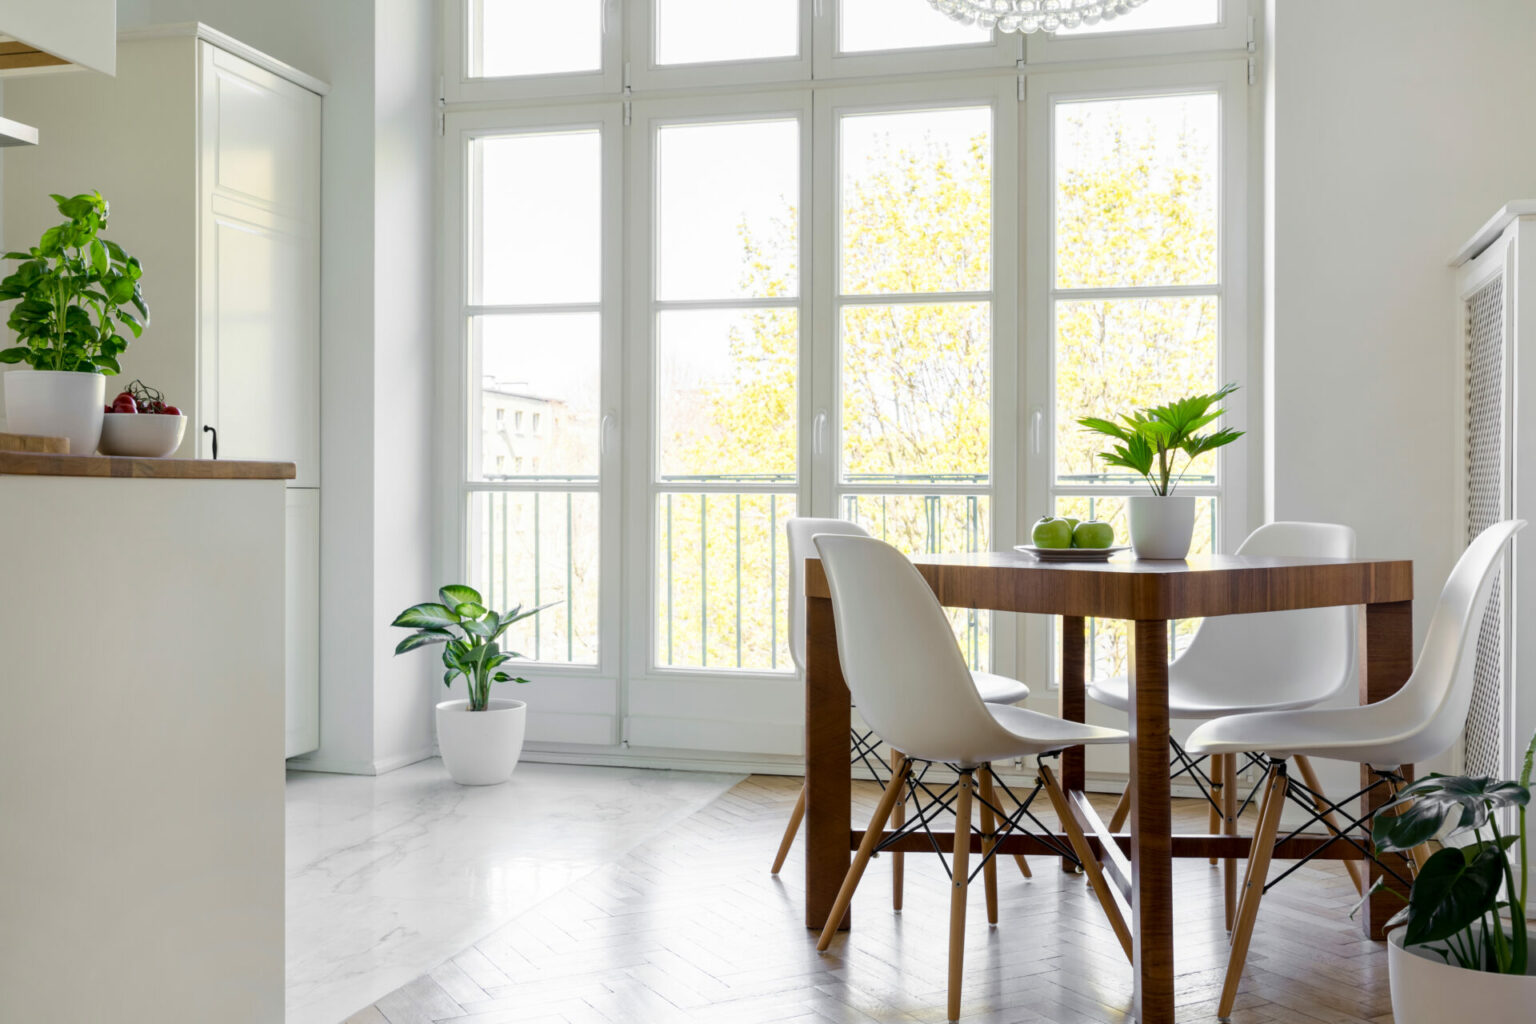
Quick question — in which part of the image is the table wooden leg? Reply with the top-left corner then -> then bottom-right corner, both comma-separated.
1059,615 -> 1087,873
805,593 -> 852,931
1359,599 -> 1414,941
1130,619 -> 1174,1024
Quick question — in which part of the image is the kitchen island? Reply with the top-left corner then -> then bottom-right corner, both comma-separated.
0,454 -> 293,1023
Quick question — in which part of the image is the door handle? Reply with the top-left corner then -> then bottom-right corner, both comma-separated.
203,424 -> 219,460
600,413 -> 617,456
1031,409 -> 1043,456
812,411 -> 828,456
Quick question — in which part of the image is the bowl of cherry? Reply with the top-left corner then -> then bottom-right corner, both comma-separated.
97,380 -> 187,458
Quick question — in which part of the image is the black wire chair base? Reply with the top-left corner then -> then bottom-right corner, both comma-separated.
1261,762 -> 1415,894
1168,736 -> 1269,820
849,726 -> 889,788
872,755 -> 1081,886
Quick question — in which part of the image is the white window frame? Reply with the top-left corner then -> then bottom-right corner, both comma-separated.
440,0 -> 1258,762
630,0 -> 814,90
814,0 -> 1022,79
437,103 -> 626,745
1024,0 -> 1250,64
813,76 -> 1021,682
1020,58 -> 1252,685
444,0 -> 623,104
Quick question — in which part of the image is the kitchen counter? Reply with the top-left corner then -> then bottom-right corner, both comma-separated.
0,452 -> 295,479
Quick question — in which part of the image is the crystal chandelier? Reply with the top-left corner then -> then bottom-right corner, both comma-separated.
928,0 -> 1152,34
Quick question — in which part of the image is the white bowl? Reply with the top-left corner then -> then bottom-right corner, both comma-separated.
97,413 -> 188,458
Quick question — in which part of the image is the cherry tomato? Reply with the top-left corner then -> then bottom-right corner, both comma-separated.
162,405 -> 181,416
111,398 -> 137,414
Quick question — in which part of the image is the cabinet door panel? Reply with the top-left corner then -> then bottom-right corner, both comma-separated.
285,488 -> 320,758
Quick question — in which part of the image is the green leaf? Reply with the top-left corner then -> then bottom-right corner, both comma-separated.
1402,845 -> 1504,947
0,347 -> 30,364
503,600 -> 561,625
391,602 -> 459,629
394,632 -> 449,655
91,355 -> 121,374
454,601 -> 488,620
89,239 -> 107,275
439,584 -> 482,608
460,617 -> 492,638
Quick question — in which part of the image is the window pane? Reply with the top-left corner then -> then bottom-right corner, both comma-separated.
841,302 -> 990,482
1056,0 -> 1219,35
656,119 -> 799,301
1054,296 -> 1218,485
841,106 -> 991,294
656,493 -> 796,671
840,0 -> 991,53
473,314 -> 599,481
1053,494 -> 1217,683
471,0 -> 602,78
841,492 -> 991,669
655,0 -> 798,65
1055,93 -> 1217,288
657,309 -> 797,481
473,130 -> 600,305
469,491 -> 600,665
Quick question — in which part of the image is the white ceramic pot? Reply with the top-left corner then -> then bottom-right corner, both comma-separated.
1388,927 -> 1536,1024
1128,494 -> 1196,559
435,698 -> 527,786
3,369 -> 105,456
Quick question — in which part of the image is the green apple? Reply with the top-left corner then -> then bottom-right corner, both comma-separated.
1073,520 -> 1115,549
1061,517 -> 1081,532
1031,516 -> 1073,549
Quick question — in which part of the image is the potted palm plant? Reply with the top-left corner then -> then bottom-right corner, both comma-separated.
1369,732 -> 1536,1022
1077,383 -> 1243,559
0,192 -> 147,456
391,585 -> 554,786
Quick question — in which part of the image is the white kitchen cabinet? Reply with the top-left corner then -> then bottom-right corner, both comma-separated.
0,0 -> 116,76
3,24 -> 327,757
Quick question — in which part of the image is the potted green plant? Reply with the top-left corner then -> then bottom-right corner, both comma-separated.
0,192 -> 147,456
391,585 -> 554,785
1077,383 -> 1243,559
1369,732 -> 1536,1022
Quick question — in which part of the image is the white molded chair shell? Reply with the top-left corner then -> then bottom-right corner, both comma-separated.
1187,520 -> 1525,766
814,533 -> 1122,767
1088,522 -> 1357,719
788,517 -> 1027,705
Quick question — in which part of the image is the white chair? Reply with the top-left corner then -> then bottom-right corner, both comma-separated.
811,533 -> 1130,1023
1186,519 -> 1524,1021
771,517 -> 1032,904
1088,522 -> 1359,920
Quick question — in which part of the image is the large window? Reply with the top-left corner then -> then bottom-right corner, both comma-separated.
445,0 -> 1254,753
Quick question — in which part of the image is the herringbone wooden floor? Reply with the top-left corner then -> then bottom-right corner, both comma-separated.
347,773 -> 1392,1024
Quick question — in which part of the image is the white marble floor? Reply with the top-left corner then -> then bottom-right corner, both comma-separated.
286,759 -> 744,1024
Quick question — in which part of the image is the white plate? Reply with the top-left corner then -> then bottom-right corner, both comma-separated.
1013,544 -> 1129,562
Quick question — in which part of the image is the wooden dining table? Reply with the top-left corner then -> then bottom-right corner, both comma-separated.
801,549 -> 1415,1024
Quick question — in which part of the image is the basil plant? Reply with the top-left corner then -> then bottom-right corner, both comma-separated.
391,585 -> 556,711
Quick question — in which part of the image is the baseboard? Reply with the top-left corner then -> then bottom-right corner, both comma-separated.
286,747 -> 435,777
520,744 -> 802,776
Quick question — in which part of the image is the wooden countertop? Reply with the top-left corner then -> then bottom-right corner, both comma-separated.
0,452 -> 296,480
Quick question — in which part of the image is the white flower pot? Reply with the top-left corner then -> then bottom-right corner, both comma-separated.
1128,494 -> 1196,559
435,698 -> 527,786
1388,926 -> 1536,1024
3,369 -> 105,456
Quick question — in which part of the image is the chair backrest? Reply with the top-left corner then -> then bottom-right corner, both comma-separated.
1381,519 -> 1524,766
787,517 -> 870,676
1171,522 -> 1357,706
813,533 -> 996,758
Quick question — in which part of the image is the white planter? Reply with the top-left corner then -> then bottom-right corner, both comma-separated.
1128,494 -> 1196,559
3,369 -> 105,456
1388,927 -> 1536,1024
435,698 -> 527,786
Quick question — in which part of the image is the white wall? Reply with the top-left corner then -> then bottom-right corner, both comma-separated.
111,0 -> 438,773
1266,0 -> 1536,782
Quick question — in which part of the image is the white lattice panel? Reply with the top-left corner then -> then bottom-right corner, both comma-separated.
1464,276 -> 1505,778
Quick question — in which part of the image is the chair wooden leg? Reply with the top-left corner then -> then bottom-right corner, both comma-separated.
1295,754 -> 1365,897
1041,764 -> 1133,962
1208,753 -> 1224,866
947,770 -> 975,1023
978,767 -> 999,926
1013,852 -> 1032,879
816,753 -> 909,951
1108,784 -> 1131,833
1218,761 -> 1288,1021
1221,750 -> 1238,932
891,749 -> 906,911
770,784 -> 805,875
